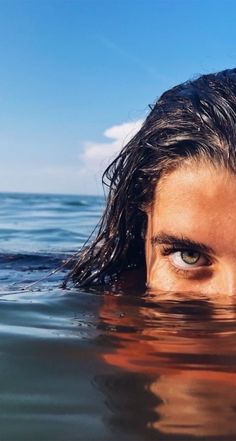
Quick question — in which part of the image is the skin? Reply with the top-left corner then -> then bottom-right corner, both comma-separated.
145,160 -> 236,296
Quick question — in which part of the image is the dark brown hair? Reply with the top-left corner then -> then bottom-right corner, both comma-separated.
67,68 -> 236,288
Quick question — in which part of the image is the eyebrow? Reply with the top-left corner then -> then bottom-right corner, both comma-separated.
151,232 -> 215,255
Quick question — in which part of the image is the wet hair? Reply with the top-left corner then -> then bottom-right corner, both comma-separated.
67,68 -> 236,288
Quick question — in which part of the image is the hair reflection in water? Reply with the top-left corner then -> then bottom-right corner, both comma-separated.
95,292 -> 236,440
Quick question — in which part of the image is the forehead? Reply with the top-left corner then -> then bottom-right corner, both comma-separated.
150,162 -> 236,249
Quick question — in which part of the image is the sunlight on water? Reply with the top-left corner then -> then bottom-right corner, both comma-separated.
0,192 -> 236,440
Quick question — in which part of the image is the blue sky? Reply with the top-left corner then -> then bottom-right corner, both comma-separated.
1,0 -> 236,195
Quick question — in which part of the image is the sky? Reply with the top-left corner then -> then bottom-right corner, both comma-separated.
0,0 -> 236,195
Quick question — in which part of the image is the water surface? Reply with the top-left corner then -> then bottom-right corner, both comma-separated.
1,192 -> 236,440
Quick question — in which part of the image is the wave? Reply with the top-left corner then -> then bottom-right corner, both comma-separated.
0,252 -> 73,270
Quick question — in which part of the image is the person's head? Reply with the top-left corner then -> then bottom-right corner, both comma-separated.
69,68 -> 236,296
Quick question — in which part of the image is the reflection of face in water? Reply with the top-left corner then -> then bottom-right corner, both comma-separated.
146,160 -> 236,296
97,293 -> 236,439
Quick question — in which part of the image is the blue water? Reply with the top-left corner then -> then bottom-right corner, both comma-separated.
1,192 -> 236,441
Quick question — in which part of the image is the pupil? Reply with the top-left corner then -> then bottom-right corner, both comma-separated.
181,251 -> 200,264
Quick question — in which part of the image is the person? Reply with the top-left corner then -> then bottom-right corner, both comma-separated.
68,67 -> 236,296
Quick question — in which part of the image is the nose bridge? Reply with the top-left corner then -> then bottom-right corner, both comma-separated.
218,260 -> 236,295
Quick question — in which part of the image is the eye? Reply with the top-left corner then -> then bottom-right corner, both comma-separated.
170,250 -> 208,269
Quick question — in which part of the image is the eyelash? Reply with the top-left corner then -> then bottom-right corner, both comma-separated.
161,246 -> 212,276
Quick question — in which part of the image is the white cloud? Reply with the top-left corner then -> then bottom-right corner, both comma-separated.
0,119 -> 144,195
81,119 -> 143,172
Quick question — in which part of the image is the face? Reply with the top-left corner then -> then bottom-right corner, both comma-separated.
145,161 -> 236,296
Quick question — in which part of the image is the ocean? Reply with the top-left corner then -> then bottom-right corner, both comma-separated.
1,191 -> 236,441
